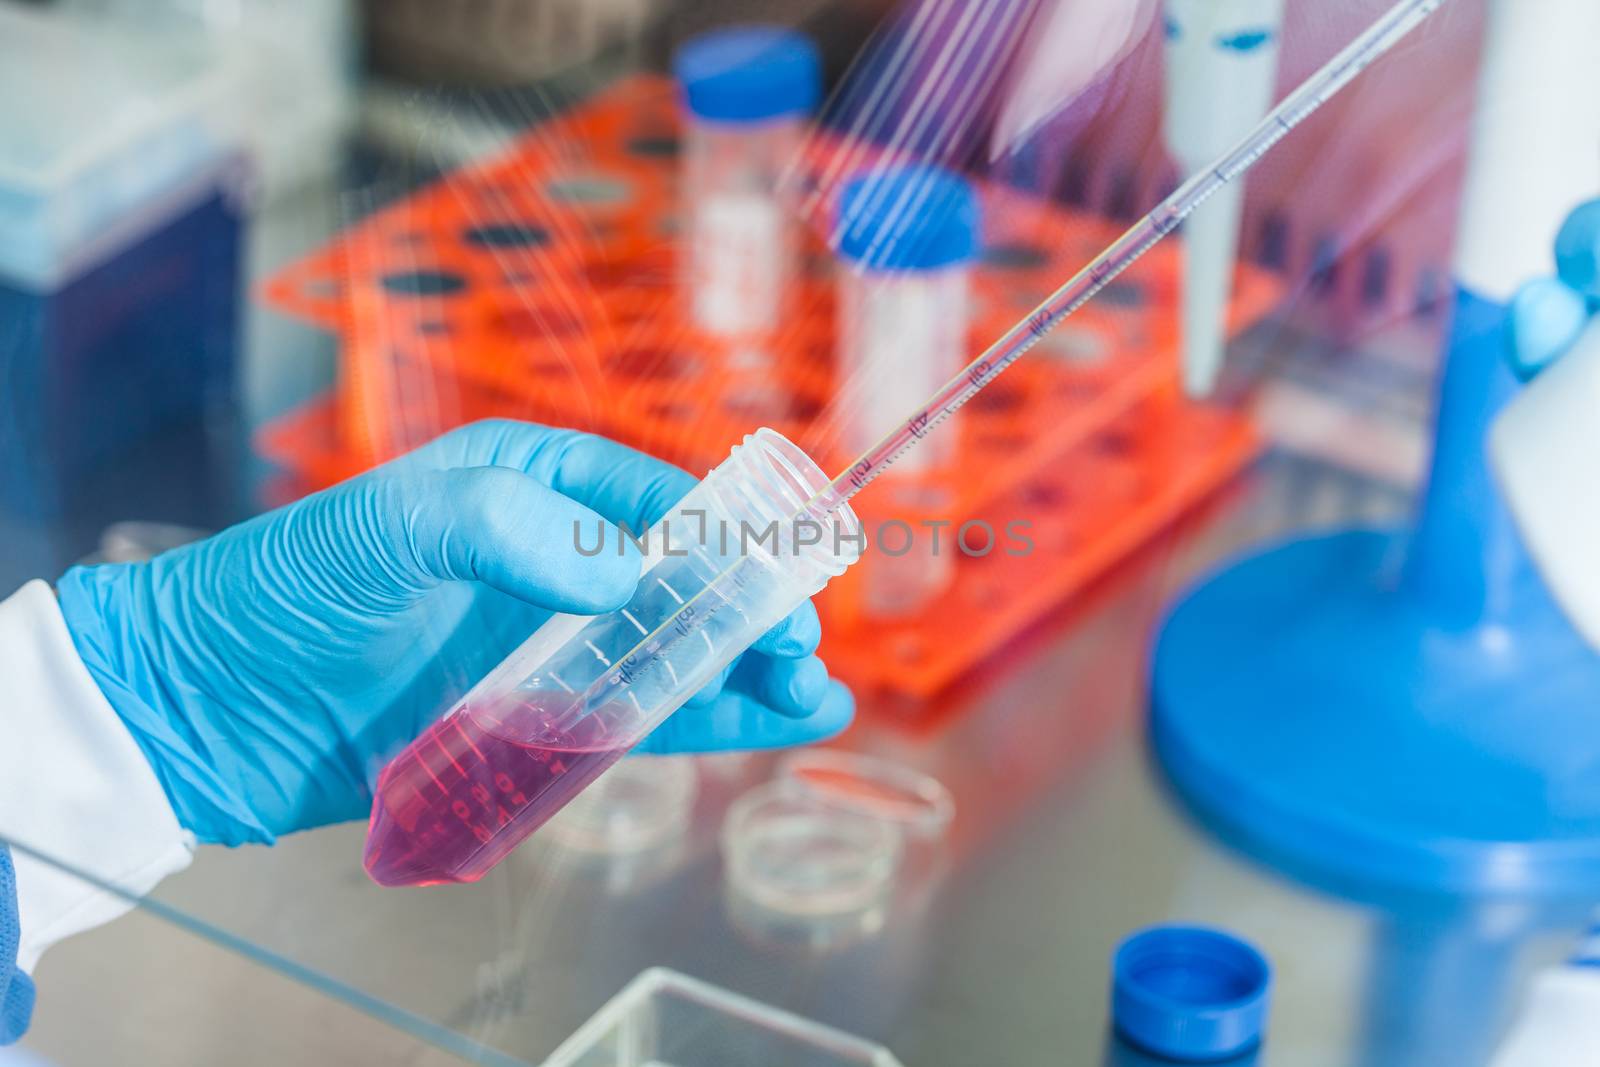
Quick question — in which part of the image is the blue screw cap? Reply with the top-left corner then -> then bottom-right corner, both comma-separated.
836,164 -> 980,272
673,26 -> 820,124
1112,925 -> 1271,1062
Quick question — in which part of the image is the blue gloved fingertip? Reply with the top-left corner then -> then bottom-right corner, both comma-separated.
1554,198 -> 1600,299
1508,277 -> 1589,381
782,656 -> 830,716
563,526 -> 646,614
799,679 -> 856,743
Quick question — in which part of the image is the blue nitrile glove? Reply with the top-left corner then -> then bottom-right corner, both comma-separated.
1507,198 -> 1600,380
57,421 -> 853,846
1,847 -> 33,1044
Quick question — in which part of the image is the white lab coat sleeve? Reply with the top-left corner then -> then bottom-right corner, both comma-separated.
0,580 -> 193,972
1490,318 -> 1600,653
1490,965 -> 1600,1067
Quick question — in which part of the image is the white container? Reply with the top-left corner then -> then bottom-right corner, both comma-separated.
58,0 -> 357,199
835,164 -> 980,474
675,26 -> 820,339
0,4 -> 240,291
835,165 -> 979,616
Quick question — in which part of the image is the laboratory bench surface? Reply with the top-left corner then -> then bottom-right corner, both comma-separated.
16,451 -> 1590,1067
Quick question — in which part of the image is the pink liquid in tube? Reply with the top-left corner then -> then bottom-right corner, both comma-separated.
363,693 -> 628,887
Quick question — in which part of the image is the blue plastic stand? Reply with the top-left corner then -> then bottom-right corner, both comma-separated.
1152,288 -> 1600,895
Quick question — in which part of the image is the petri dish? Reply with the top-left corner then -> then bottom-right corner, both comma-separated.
776,750 -> 955,842
722,781 -> 901,917
542,755 -> 698,854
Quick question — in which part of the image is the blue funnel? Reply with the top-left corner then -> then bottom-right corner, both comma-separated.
1152,287 -> 1600,895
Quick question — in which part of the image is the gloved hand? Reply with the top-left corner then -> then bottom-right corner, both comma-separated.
1506,198 -> 1600,379
57,420 -> 853,846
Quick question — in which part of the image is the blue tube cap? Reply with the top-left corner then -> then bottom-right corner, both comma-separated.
1112,925 -> 1271,1062
836,165 -> 980,272
673,26 -> 820,123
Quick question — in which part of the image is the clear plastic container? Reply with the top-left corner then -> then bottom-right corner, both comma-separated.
544,967 -> 906,1067
722,780 -> 901,918
835,165 -> 980,615
675,26 -> 820,339
364,429 -> 862,887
